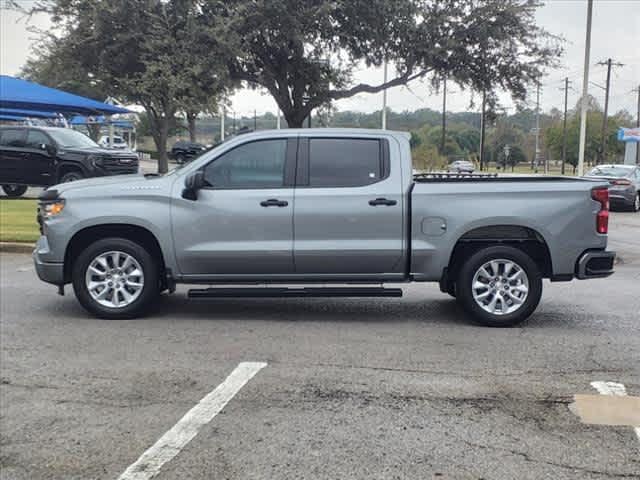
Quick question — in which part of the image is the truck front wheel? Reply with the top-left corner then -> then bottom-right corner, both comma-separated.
72,237 -> 160,319
456,246 -> 542,327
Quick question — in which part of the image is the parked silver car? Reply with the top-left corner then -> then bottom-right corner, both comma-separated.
586,164 -> 640,212
447,160 -> 475,173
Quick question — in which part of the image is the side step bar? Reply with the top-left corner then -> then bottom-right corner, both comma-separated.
188,287 -> 403,299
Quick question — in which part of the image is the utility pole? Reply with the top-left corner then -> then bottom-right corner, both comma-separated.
636,85 -> 640,165
479,90 -> 486,171
578,0 -> 593,177
560,78 -> 571,175
276,107 -> 281,130
596,58 -> 624,164
220,108 -> 225,141
441,77 -> 447,154
253,110 -> 257,130
533,83 -> 540,172
382,61 -> 388,129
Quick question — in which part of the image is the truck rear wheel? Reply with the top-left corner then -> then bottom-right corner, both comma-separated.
456,246 -> 542,327
72,237 -> 159,319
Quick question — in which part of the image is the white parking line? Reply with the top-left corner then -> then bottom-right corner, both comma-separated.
591,381 -> 640,442
117,362 -> 267,480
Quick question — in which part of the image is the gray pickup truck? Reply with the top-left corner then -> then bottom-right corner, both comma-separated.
34,129 -> 615,326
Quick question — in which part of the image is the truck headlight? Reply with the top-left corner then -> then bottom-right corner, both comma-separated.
42,200 -> 65,218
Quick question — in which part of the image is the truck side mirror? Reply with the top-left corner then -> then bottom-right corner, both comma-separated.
182,170 -> 205,201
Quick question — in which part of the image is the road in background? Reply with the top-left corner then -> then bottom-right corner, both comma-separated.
1,212 -> 639,479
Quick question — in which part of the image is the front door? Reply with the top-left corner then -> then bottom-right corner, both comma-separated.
24,130 -> 56,185
172,137 -> 296,277
293,136 -> 405,275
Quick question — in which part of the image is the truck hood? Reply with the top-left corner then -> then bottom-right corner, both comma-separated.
47,174 -> 165,197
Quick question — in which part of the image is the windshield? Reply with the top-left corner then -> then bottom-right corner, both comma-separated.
587,166 -> 632,178
49,129 -> 99,149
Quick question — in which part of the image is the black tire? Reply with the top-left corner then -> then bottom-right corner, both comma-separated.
72,237 -> 160,319
60,171 -> 84,183
176,153 -> 186,164
632,192 -> 640,212
2,184 -> 28,197
456,245 -> 542,327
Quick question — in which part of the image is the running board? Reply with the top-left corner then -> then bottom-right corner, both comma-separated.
188,286 -> 403,298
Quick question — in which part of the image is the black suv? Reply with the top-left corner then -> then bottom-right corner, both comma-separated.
0,126 -> 139,197
169,140 -> 208,164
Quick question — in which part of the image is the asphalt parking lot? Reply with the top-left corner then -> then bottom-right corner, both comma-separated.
1,212 -> 639,480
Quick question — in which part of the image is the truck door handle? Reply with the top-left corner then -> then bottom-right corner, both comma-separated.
369,198 -> 397,206
260,198 -> 288,207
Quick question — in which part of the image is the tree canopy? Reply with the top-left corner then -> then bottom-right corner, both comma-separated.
208,0 -> 561,126
18,0 -> 231,172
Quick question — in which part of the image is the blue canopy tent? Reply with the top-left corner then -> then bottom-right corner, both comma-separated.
0,75 -> 130,115
70,115 -> 134,129
0,108 -> 60,119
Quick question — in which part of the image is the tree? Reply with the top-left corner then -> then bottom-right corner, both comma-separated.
487,119 -> 525,167
207,0 -> 561,127
19,0 -> 230,173
20,34 -> 111,141
545,110 -> 625,171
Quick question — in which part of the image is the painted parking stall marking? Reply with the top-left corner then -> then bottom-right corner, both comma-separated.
571,381 -> 640,444
118,362 -> 267,480
590,381 -> 640,442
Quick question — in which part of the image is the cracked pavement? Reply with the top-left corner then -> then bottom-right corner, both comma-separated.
1,211 -> 639,479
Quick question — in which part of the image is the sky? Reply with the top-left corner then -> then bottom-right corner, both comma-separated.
1,0 -> 638,119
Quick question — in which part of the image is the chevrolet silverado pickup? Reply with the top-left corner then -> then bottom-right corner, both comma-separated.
33,129 -> 615,326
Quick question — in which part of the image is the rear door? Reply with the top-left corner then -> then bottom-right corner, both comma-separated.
24,130 -> 56,185
293,136 -> 405,276
0,129 -> 27,184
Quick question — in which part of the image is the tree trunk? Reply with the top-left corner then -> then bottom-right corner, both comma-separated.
87,124 -> 101,141
281,107 -> 310,129
148,115 -> 169,174
187,111 -> 198,142
155,118 -> 169,174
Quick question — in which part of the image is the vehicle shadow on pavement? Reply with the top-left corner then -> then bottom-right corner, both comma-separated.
143,294 -> 554,328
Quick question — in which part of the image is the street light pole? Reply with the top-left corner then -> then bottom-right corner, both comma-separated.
577,0 -> 594,176
220,108 -> 225,141
561,77 -> 570,175
441,77 -> 447,154
534,83 -> 540,172
479,90 -> 486,171
382,61 -> 388,130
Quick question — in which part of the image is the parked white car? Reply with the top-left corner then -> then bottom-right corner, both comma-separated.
98,135 -> 129,150
447,160 -> 475,173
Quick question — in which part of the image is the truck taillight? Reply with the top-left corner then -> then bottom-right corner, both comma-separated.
591,187 -> 609,234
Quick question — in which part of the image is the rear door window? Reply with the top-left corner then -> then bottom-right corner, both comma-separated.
308,138 -> 383,187
0,129 -> 26,148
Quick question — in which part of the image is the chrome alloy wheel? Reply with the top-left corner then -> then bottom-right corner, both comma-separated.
85,251 -> 144,308
471,259 -> 529,316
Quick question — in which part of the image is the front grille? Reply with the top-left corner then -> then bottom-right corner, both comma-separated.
99,156 -> 139,175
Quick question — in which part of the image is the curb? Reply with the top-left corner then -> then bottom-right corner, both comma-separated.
0,242 -> 35,254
